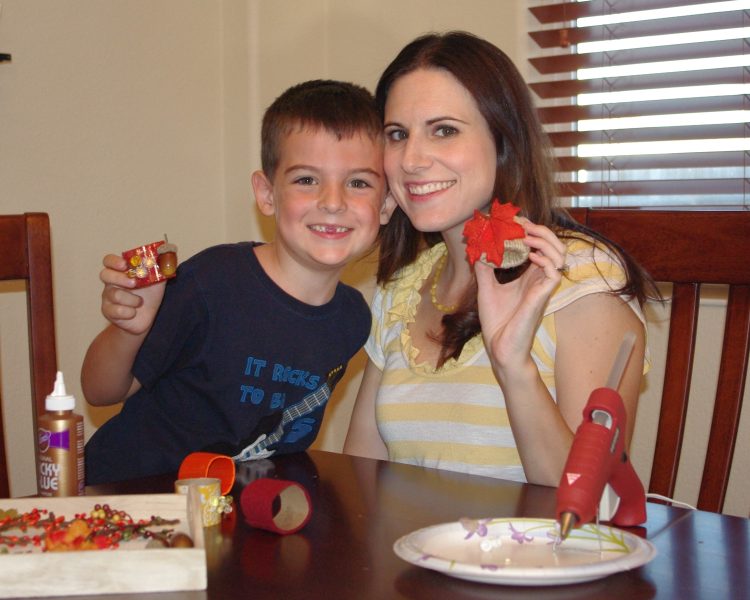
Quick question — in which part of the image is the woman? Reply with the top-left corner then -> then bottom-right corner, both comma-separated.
344,32 -> 658,486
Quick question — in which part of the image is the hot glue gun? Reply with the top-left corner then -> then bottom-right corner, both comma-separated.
556,332 -> 647,540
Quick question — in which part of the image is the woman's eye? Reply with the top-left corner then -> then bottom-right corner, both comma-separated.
435,125 -> 458,137
385,128 -> 407,142
294,176 -> 316,185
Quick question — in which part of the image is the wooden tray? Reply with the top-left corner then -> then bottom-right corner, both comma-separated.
0,494 -> 206,597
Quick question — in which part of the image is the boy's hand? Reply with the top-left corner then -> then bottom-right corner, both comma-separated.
100,254 -> 166,335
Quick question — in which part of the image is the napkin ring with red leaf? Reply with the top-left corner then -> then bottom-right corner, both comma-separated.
463,200 -> 529,269
122,235 -> 178,288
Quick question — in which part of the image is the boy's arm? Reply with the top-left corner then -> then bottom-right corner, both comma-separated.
81,325 -> 145,405
343,360 -> 388,460
81,254 -> 165,406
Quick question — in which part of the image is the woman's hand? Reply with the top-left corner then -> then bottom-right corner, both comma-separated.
475,220 -> 567,377
100,254 -> 165,336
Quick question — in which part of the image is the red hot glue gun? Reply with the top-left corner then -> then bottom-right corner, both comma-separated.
556,332 -> 647,540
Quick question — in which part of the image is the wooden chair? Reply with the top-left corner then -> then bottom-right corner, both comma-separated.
0,213 -> 57,496
570,208 -> 750,513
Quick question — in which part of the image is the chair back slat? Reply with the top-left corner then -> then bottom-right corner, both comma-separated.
0,213 -> 56,496
698,284 -> 750,511
649,283 -> 699,499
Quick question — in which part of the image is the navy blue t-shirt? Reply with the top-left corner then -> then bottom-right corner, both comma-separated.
85,242 -> 370,484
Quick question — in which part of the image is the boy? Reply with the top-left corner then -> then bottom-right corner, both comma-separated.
82,80 -> 394,484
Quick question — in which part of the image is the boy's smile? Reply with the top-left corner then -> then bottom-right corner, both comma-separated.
252,126 -> 392,302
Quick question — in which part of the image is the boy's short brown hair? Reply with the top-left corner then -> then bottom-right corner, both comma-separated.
261,79 -> 382,179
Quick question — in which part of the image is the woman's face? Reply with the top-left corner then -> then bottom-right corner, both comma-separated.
383,67 -> 497,237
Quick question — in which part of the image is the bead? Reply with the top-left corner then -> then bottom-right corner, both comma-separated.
158,251 -> 177,276
430,250 -> 457,313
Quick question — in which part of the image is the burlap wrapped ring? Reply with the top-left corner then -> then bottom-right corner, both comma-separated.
498,237 -> 530,269
478,217 -> 530,269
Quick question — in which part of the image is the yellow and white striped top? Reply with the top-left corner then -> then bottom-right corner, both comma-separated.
366,237 -> 647,482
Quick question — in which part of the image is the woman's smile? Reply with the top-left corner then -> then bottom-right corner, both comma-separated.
406,180 -> 456,197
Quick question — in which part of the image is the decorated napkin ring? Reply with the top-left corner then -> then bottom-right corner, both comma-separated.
463,200 -> 530,284
175,477 -> 233,527
122,235 -> 178,288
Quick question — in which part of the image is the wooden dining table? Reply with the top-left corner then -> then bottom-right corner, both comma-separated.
78,449 -> 749,600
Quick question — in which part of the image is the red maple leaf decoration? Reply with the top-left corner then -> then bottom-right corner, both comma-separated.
463,200 -> 525,267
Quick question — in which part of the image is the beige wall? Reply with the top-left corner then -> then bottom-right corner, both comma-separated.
1,0 -> 229,496
1,1 -> 747,518
0,0 -> 523,495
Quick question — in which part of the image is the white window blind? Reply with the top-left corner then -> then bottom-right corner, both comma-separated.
528,0 -> 750,207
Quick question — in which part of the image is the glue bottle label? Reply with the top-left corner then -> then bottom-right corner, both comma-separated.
38,414 -> 85,496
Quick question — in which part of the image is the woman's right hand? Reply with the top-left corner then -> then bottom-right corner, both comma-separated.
100,254 -> 165,335
475,220 -> 567,377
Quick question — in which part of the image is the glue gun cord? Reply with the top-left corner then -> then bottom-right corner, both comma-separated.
645,493 -> 696,511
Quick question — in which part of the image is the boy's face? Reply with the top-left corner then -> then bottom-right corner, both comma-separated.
253,126 -> 392,274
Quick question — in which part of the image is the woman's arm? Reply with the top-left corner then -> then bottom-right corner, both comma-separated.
475,223 -> 645,485
554,293 -> 645,452
344,359 -> 389,460
499,293 -> 645,486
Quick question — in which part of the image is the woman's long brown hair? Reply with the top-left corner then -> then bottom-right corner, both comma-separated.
375,31 -> 659,367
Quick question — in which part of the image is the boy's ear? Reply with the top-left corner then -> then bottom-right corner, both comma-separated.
379,191 -> 397,225
252,170 -> 275,216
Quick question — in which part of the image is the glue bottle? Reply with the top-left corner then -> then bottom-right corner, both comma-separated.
37,371 -> 85,496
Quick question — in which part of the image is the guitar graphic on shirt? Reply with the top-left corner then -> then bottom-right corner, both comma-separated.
232,365 -> 344,462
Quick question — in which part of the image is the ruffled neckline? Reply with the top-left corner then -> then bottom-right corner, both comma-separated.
384,243 -> 485,376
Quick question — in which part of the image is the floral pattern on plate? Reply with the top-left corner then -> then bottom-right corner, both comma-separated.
394,518 -> 656,586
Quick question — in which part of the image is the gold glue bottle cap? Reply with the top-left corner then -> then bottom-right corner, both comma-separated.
45,371 -> 75,411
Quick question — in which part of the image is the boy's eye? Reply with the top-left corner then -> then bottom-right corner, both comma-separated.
294,176 -> 317,185
435,125 -> 458,137
385,128 -> 407,142
349,179 -> 372,189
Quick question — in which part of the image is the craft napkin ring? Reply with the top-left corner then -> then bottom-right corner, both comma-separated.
174,477 -> 223,527
240,478 -> 312,535
121,237 -> 177,288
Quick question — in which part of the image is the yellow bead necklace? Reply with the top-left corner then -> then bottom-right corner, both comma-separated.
430,251 -> 457,313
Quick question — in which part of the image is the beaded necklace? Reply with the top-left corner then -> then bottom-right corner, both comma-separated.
429,250 -> 457,313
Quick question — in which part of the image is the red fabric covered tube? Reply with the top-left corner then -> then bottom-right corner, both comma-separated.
241,478 -> 312,535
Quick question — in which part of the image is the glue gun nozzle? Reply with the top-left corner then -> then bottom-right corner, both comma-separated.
559,512 -> 578,541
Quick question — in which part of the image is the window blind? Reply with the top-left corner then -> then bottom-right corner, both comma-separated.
527,0 -> 749,207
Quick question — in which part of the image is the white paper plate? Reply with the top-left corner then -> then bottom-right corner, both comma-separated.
393,518 -> 656,586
